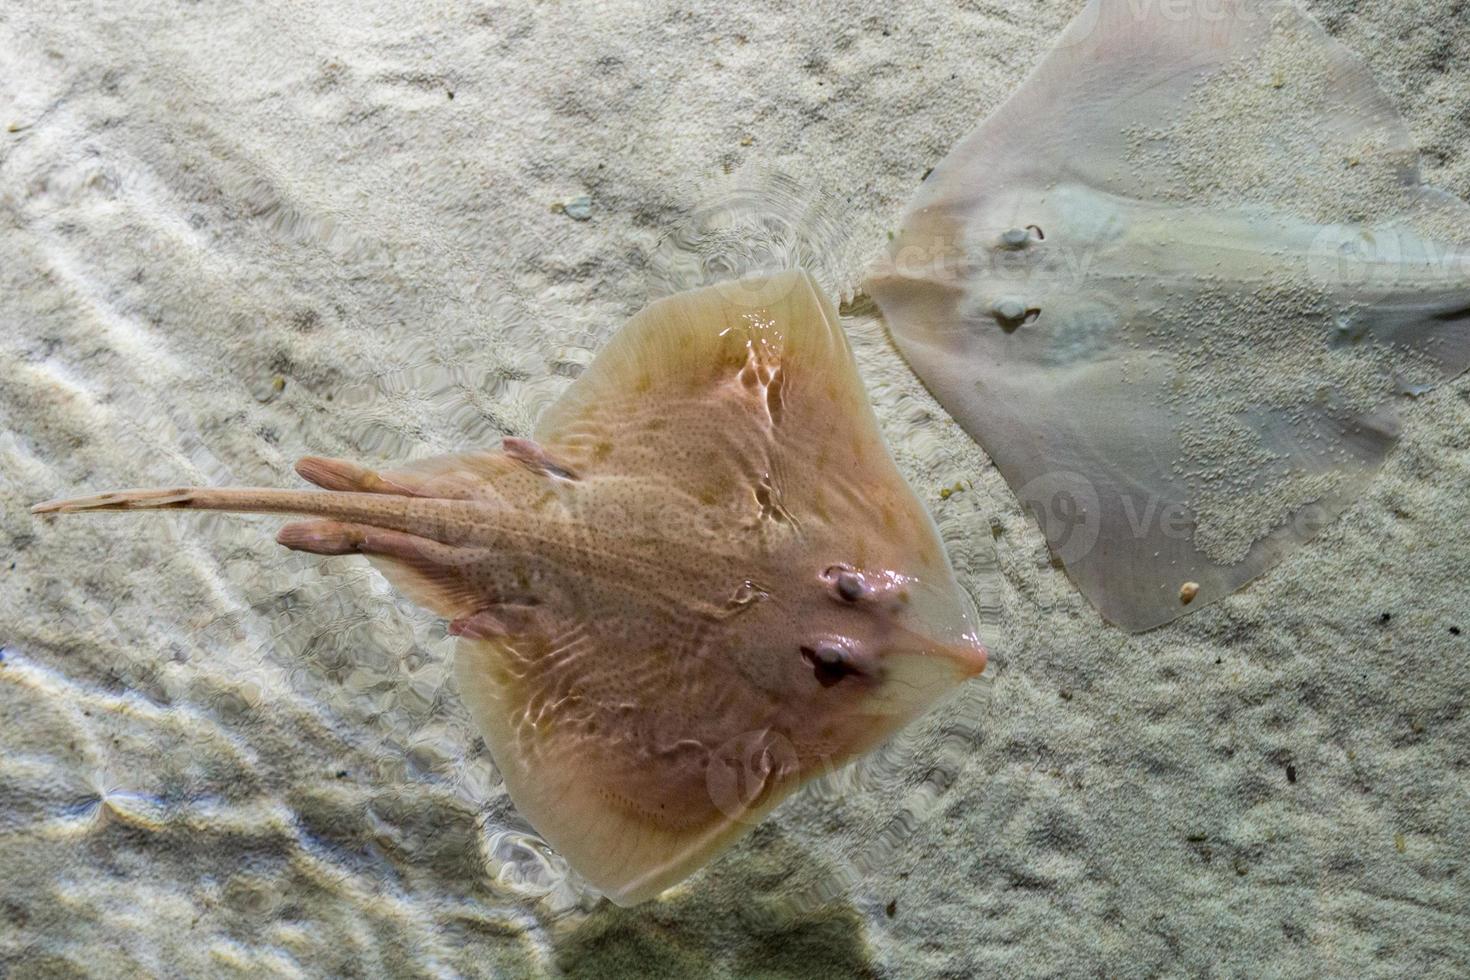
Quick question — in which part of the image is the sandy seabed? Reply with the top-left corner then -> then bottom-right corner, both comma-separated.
1,1 -> 1467,976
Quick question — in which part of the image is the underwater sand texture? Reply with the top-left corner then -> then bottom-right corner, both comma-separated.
868,0 -> 1470,632
1,0 -> 1467,977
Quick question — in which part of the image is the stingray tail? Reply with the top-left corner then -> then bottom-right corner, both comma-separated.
30,485 -> 466,546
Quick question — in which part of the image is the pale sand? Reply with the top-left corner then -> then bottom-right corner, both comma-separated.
1,1 -> 1466,976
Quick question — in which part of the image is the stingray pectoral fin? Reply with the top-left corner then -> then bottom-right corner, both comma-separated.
455,635 -> 800,906
885,0 -> 1414,217
531,270 -> 886,491
529,268 -> 948,580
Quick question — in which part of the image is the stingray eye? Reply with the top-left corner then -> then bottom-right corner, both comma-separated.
998,227 -> 1030,249
801,641 -> 861,687
998,225 -> 1046,249
822,563 -> 866,602
991,298 -> 1042,331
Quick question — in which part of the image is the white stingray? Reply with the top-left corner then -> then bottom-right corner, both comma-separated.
867,0 -> 1470,631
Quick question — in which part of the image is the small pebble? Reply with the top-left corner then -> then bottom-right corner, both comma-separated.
1179,581 -> 1200,605
253,375 -> 286,404
885,899 -> 897,918
1285,763 -> 1297,784
553,195 -> 593,221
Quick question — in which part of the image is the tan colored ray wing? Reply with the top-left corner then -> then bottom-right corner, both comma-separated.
455,619 -> 953,905
533,270 -> 939,570
456,634 -> 814,906
456,270 -> 967,902
868,0 -> 1470,631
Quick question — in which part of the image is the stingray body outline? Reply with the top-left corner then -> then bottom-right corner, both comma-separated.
34,271 -> 989,905
867,0 -> 1470,630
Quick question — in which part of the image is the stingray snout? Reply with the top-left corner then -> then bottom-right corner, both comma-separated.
885,621 -> 989,686
922,629 -> 989,680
